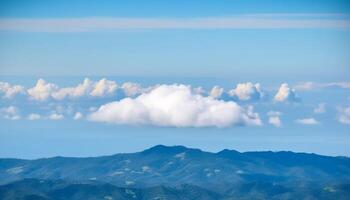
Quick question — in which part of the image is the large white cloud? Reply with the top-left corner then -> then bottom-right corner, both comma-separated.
228,82 -> 265,101
0,82 -> 25,98
274,83 -> 300,102
89,84 -> 262,128
337,107 -> 350,125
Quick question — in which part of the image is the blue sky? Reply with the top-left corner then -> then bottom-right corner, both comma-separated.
0,0 -> 350,158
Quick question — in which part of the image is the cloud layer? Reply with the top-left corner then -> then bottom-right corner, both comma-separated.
89,84 -> 262,127
1,14 -> 350,32
1,78 -> 348,127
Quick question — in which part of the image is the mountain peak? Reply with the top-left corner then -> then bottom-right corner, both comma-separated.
141,145 -> 206,156
142,145 -> 189,154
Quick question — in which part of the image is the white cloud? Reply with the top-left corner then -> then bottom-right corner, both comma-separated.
274,83 -> 300,102
27,79 -> 58,101
89,84 -> 262,127
48,113 -> 64,120
337,107 -> 350,125
28,78 -> 118,101
267,111 -> 282,127
293,82 -> 319,91
295,118 -> 320,125
51,78 -> 93,100
73,112 -> 83,120
121,82 -> 143,97
209,86 -> 224,99
0,106 -> 21,120
27,113 -> 41,120
90,78 -> 117,97
0,81 -> 25,98
314,103 -> 326,114
229,82 -> 265,101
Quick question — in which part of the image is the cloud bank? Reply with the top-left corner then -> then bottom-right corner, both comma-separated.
26,78 -> 118,101
89,84 -> 262,127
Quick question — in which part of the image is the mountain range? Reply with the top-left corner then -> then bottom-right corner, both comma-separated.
1,145 -> 350,199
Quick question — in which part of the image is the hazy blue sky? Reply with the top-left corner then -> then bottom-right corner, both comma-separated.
0,0 -> 349,158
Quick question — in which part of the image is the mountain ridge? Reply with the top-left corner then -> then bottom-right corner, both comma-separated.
1,145 -> 350,199
2,145 -> 348,161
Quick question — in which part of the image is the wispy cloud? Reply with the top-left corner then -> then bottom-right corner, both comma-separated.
294,82 -> 350,91
295,118 -> 320,125
1,14 -> 350,32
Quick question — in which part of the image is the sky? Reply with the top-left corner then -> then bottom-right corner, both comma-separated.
0,0 -> 350,159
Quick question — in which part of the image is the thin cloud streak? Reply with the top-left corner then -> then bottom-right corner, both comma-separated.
1,15 -> 350,32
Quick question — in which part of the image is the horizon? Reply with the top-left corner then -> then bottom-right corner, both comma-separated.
2,144 -> 347,160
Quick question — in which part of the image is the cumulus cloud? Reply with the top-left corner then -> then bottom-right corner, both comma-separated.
295,118 -> 319,125
0,106 -> 21,120
27,78 -> 118,101
27,79 -> 58,101
337,107 -> 350,125
51,78 -> 93,100
121,82 -> 144,97
209,86 -> 224,99
73,112 -> 83,120
229,82 -> 265,101
90,78 -> 117,97
314,103 -> 326,114
89,84 -> 262,127
0,81 -> 25,98
274,83 -> 300,102
27,113 -> 41,120
267,111 -> 282,127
